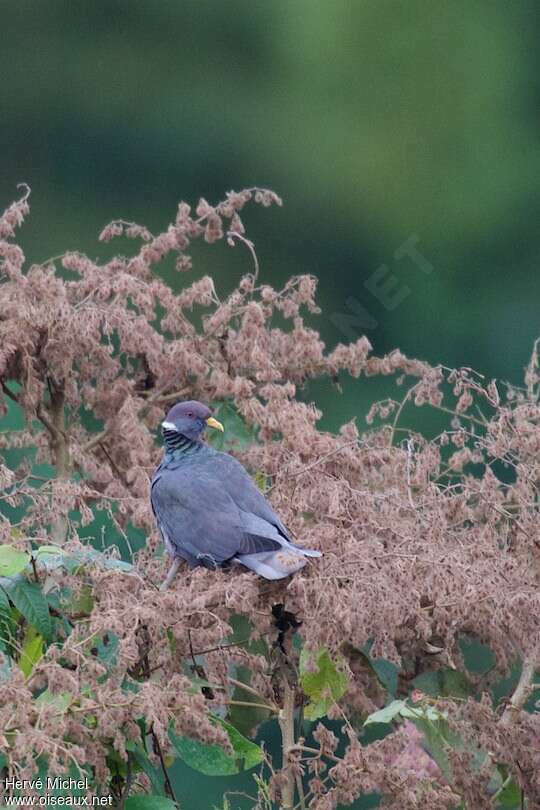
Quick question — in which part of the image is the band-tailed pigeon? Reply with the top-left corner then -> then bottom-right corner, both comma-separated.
151,401 -> 322,588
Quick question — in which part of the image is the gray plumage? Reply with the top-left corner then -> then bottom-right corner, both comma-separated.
151,401 -> 322,585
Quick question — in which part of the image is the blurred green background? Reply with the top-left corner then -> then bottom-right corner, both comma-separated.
2,3 -> 538,806
2,1 -> 540,429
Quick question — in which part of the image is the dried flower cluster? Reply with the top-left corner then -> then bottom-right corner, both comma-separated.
0,187 -> 538,809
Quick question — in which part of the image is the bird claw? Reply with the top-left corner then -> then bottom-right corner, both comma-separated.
197,552 -> 218,570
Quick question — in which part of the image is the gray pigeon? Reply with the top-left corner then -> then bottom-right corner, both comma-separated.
151,401 -> 322,588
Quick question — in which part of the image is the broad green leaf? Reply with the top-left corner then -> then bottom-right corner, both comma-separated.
34,545 -> 65,557
300,647 -> 348,721
495,776 -> 522,808
208,402 -> 257,452
19,626 -> 43,677
413,668 -> 474,699
370,657 -> 399,697
0,601 -> 19,656
0,585 -> 10,613
126,742 -> 165,795
170,715 -> 263,776
34,547 -> 132,573
125,797 -> 177,810
92,632 -> 119,683
35,689 -> 72,713
401,704 -> 443,722
65,583 -> 94,615
0,545 -> 29,576
364,699 -> 407,726
227,614 -> 268,656
3,578 -> 53,639
228,664 -> 270,736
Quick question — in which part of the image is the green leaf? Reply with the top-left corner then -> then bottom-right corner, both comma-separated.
0,600 -> 19,656
34,544 -> 65,557
2,578 -> 53,639
208,402 -> 258,452
360,641 -> 399,697
413,668 -> 474,699
35,689 -> 72,713
494,774 -> 522,808
19,626 -> 44,677
228,664 -> 270,736
170,715 -> 264,776
126,742 -> 165,796
0,585 -> 10,613
0,545 -> 29,576
37,547 -> 132,573
364,699 -> 407,726
300,647 -> 348,721
407,712 -> 455,782
92,632 -> 119,681
401,704 -> 443,722
124,797 -> 177,810
370,657 -> 399,697
65,583 -> 94,615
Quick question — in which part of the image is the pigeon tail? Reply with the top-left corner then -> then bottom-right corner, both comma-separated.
234,549 -> 313,580
290,545 -> 321,558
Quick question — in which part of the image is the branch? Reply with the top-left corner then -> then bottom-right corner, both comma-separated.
0,380 -> 20,405
501,653 -> 538,725
278,679 -> 296,810
151,729 -> 178,804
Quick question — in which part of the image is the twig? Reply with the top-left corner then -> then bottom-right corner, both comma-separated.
290,744 -> 343,765
226,699 -> 275,712
118,751 -> 134,810
266,440 -> 361,493
0,380 -> 20,405
227,230 -> 260,289
228,676 -> 278,711
151,730 -> 178,804
278,676 -> 297,810
295,774 -> 306,810
501,653 -> 538,725
405,437 -> 415,509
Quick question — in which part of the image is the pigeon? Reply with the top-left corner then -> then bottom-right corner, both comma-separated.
151,400 -> 322,588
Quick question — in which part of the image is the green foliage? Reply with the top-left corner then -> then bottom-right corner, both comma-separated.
18,625 -> 44,677
126,741 -> 166,796
170,715 -> 264,776
0,544 -> 30,576
1,576 -> 53,639
494,773 -> 523,809
35,545 -> 133,573
300,647 -> 348,721
208,402 -> 258,453
412,668 -> 475,699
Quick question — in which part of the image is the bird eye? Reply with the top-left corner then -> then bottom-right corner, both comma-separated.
187,411 -> 194,417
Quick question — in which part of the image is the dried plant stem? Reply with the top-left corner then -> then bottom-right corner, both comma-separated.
500,652 -> 539,725
278,678 -> 296,810
151,730 -> 177,804
481,651 -> 539,780
47,384 -> 71,545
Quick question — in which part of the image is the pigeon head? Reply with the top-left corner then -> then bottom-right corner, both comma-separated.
162,400 -> 224,442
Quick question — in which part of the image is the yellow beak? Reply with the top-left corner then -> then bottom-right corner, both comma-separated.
206,416 -> 224,432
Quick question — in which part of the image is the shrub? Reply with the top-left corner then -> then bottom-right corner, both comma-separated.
0,186 -> 539,809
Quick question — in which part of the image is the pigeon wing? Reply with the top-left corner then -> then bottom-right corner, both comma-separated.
151,464 -> 280,566
205,451 -> 293,542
